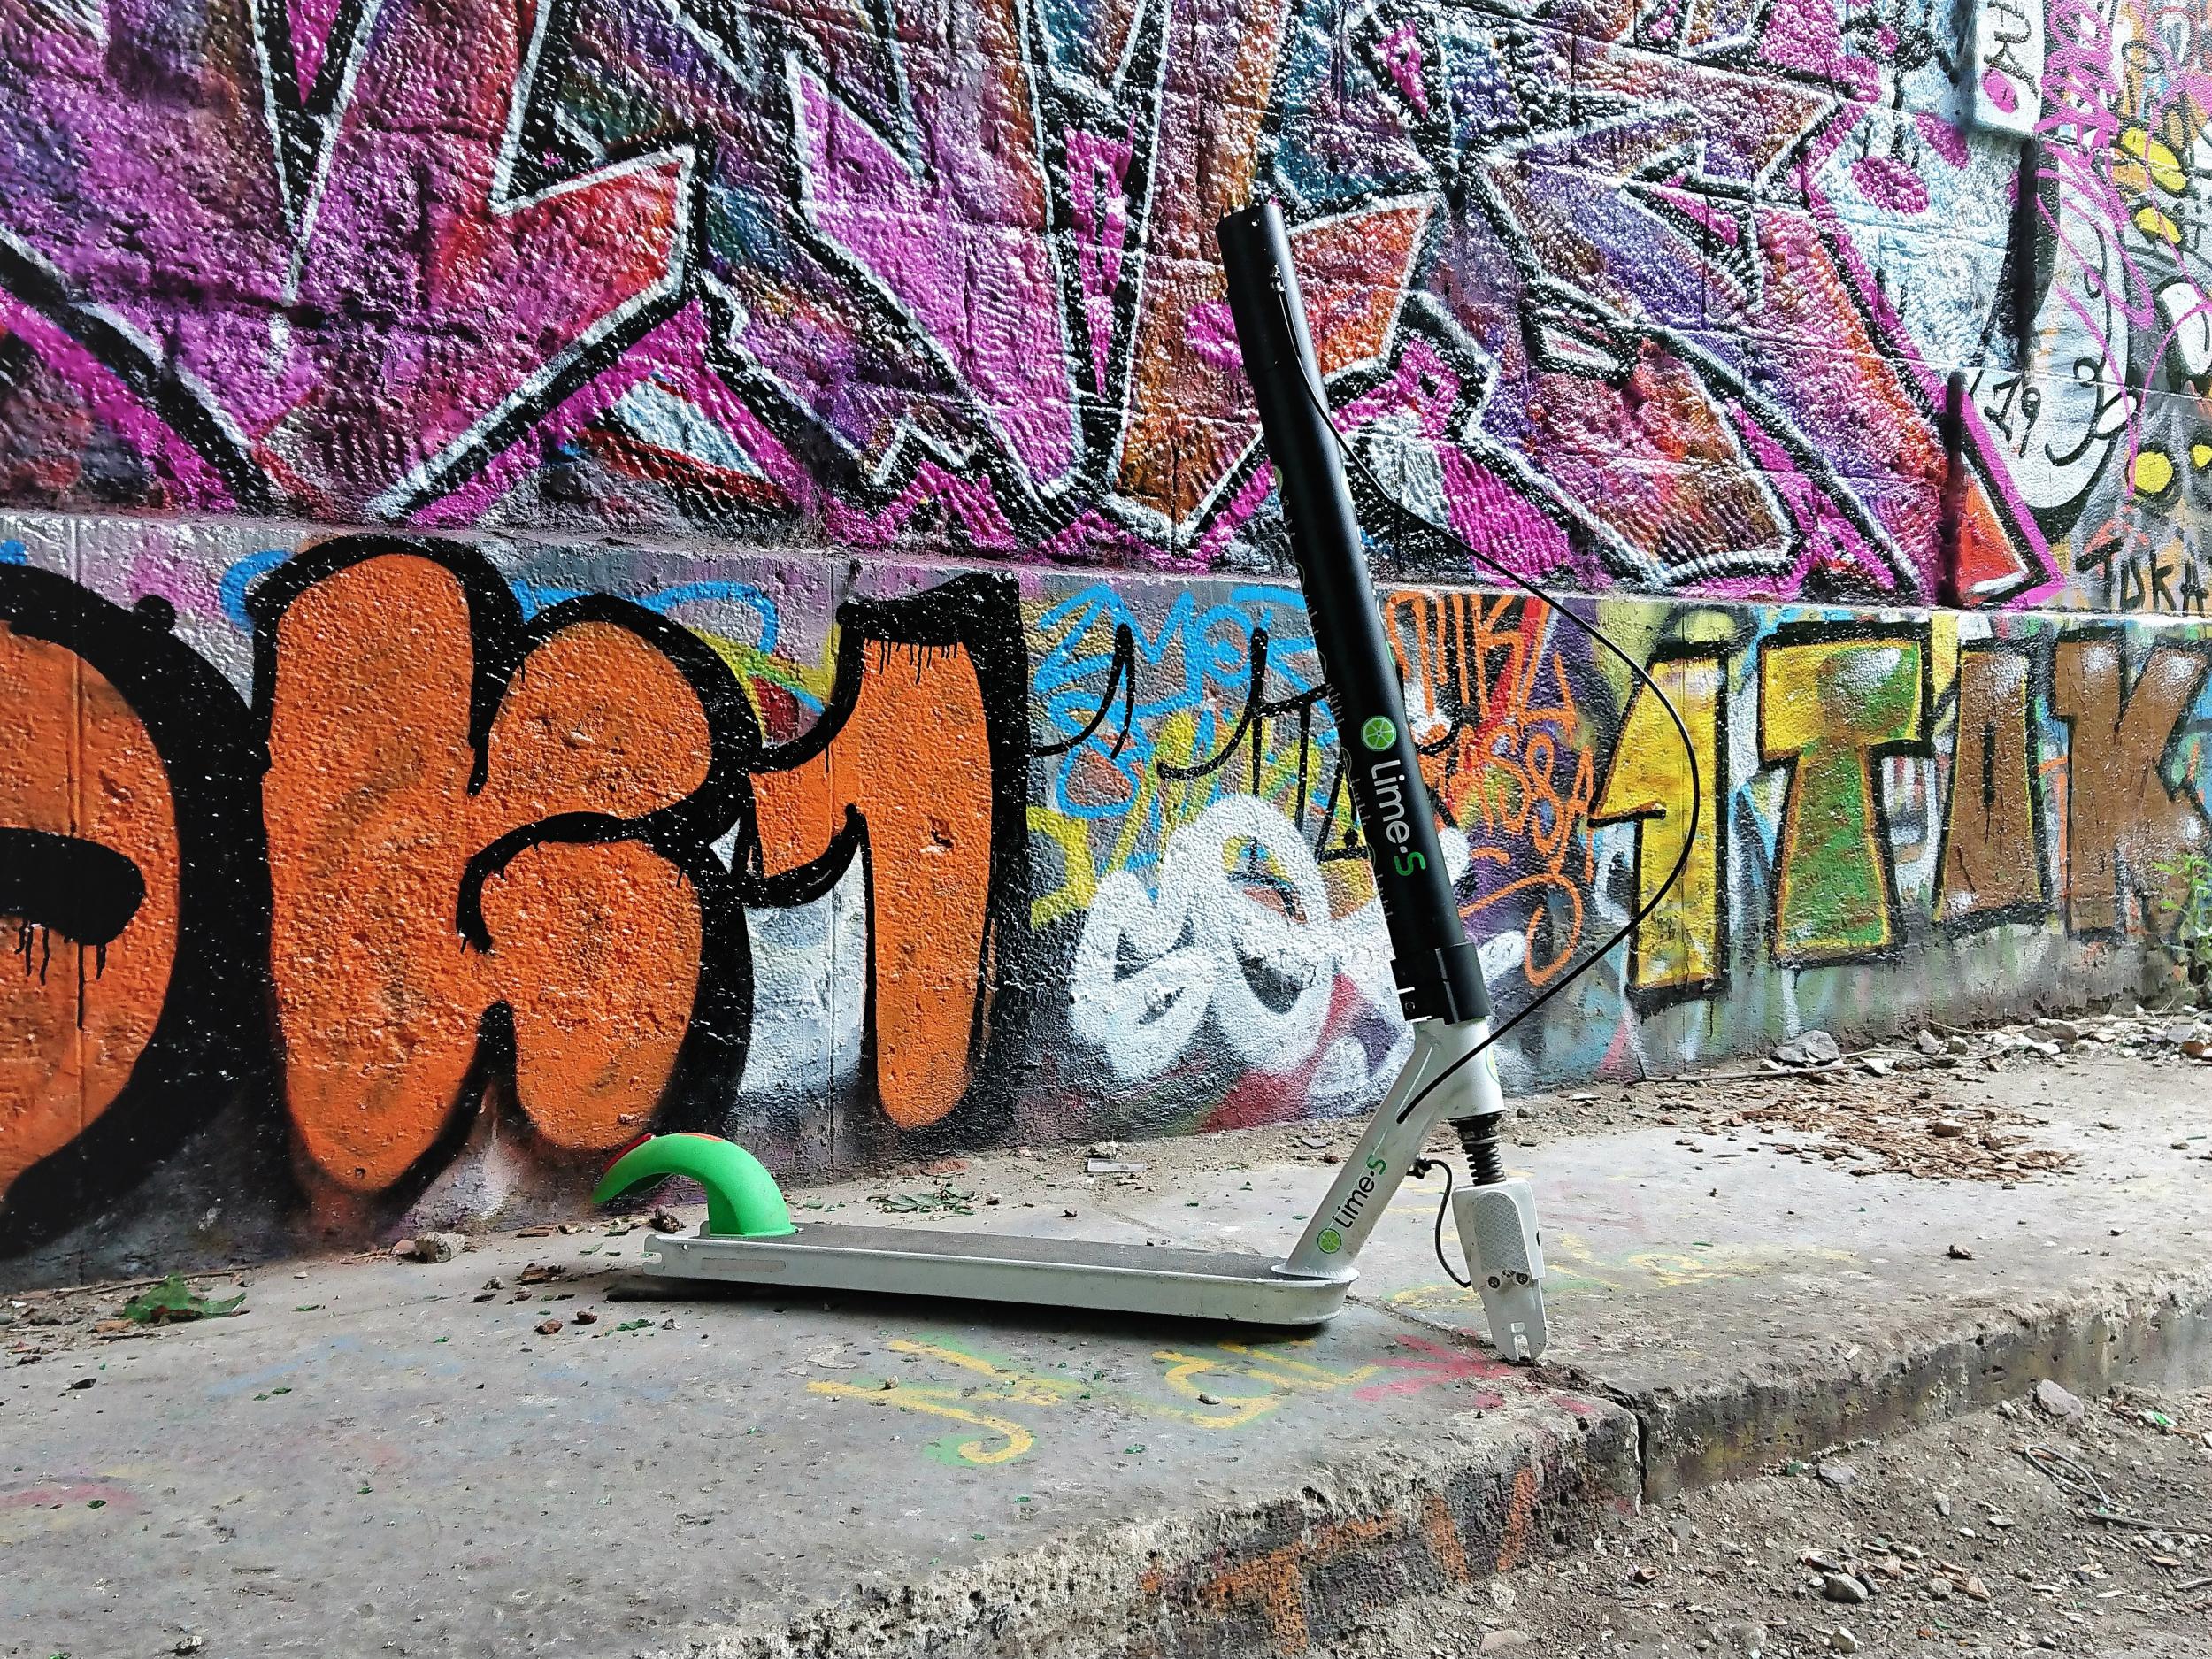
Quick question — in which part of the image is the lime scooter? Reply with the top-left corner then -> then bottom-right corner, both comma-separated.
597,201 -> 1552,1358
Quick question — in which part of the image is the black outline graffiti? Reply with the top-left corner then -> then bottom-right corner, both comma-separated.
736,570 -> 1035,1155
2048,624 -> 2212,941
2,541 -> 1041,1256
1588,640 -> 1733,1011
1757,618 -> 1936,968
245,534 -> 752,1203
1932,637 -> 2054,936
0,565 -> 275,1257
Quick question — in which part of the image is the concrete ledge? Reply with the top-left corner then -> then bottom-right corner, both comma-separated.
669,1396 -> 1638,1659
1610,1265 -> 2212,1502
8,1054 -> 2209,1657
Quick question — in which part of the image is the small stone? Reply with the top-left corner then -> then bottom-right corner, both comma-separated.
68,1376 -> 95,1390
390,1238 -> 419,1259
1947,1243 -> 1974,1260
534,1319 -> 562,1335
175,1639 -> 205,1655
404,1232 -> 464,1264
2032,1379 -> 2085,1420
1925,1575 -> 1952,1601
2035,1018 -> 2079,1042
1479,1632 -> 1530,1654
1816,1460 -> 1856,1489
1709,1619 -> 1767,1654
1829,1630 -> 1859,1655
1487,1578 -> 1517,1611
1934,1491 -> 1952,1517
1916,1030 -> 1944,1056
1821,1572 -> 1870,1605
1777,1030 -> 1841,1066
1962,1574 -> 1991,1602
572,1310 -> 598,1325
1928,1119 -> 1968,1139
1197,1392 -> 1222,1406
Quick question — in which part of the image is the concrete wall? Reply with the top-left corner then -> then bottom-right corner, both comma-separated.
0,0 -> 2207,1278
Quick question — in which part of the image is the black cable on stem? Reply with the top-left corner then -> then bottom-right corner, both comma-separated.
1411,1157 -> 1471,1288
1279,343 -> 1705,1132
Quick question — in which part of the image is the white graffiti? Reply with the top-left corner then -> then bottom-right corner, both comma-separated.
1070,796 -> 1350,1083
1967,0 -> 2045,134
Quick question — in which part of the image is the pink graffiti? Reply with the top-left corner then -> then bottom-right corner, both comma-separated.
0,0 -> 691,519
1354,1334 -> 1513,1403
1067,126 -> 1137,391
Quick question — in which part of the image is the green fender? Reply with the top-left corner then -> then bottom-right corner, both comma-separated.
591,1134 -> 796,1239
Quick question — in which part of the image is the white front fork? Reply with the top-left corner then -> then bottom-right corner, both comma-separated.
1454,1178 -> 1548,1363
1277,1018 -> 1549,1362
1279,1018 -> 1499,1280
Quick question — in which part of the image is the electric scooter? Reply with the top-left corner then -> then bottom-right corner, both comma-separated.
597,200 -> 1552,1361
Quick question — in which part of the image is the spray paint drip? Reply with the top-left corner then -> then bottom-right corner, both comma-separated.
0,827 -> 145,990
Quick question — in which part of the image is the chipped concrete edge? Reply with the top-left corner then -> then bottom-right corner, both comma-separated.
1610,1263 -> 2212,1502
650,1392 -> 1639,1659
646,1267 -> 2212,1658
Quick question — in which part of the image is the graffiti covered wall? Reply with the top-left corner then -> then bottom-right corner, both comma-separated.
0,0 -> 2208,1272
3,516 -> 2205,1276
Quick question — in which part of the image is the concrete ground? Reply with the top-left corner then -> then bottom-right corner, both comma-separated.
4,1025 -> 2211,1659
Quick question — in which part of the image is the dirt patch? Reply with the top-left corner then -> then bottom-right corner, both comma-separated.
1325,1385 -> 2212,1658
1707,1084 -> 2076,1184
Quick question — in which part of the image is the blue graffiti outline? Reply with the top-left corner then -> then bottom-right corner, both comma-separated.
215,548 -> 294,626
1033,583 -> 1335,868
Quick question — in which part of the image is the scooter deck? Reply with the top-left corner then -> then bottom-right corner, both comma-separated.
639,1224 -> 1351,1325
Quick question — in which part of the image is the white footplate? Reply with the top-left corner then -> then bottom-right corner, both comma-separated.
641,1224 -> 1352,1325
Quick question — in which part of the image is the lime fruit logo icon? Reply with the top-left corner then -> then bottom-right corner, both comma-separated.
1317,1226 -> 1343,1254
1360,716 -> 1395,752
